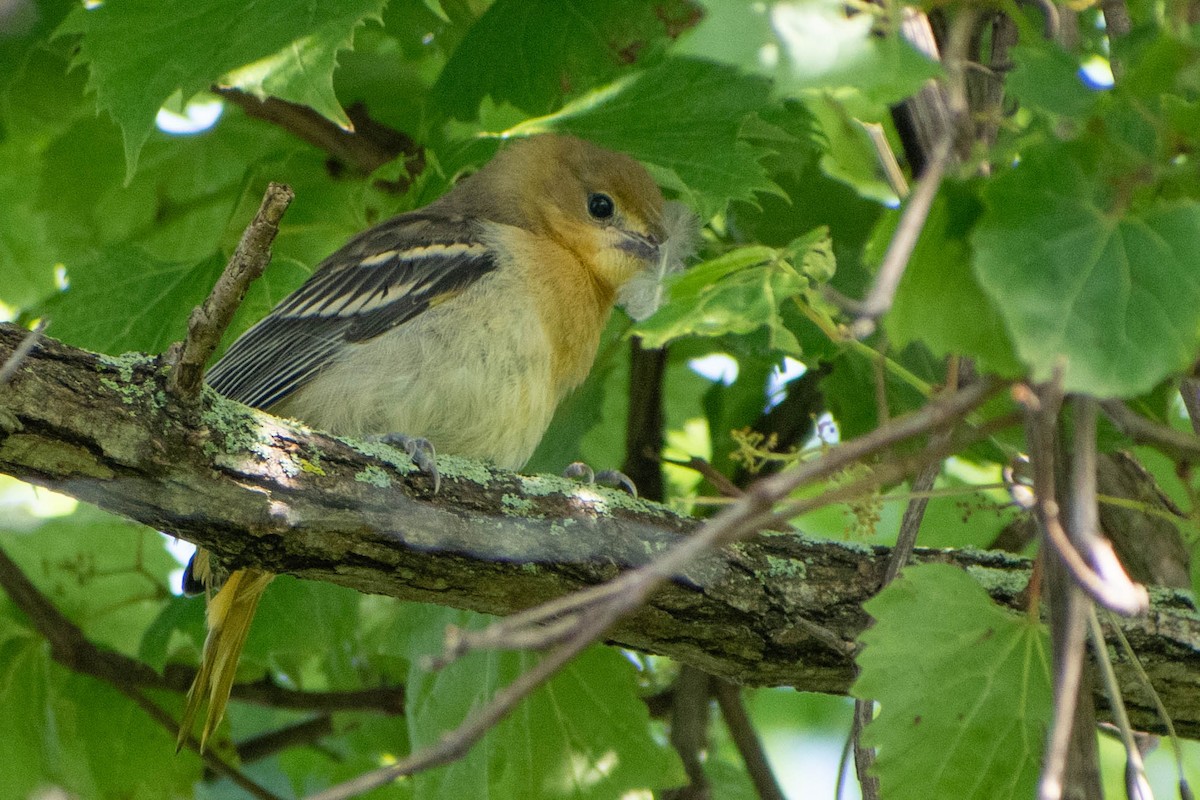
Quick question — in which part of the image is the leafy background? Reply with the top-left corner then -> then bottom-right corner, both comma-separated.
2,0 -> 1200,797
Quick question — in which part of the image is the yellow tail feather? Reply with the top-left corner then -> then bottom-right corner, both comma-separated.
177,567 -> 275,752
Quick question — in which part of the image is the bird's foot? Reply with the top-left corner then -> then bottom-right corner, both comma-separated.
373,434 -> 440,493
563,461 -> 637,497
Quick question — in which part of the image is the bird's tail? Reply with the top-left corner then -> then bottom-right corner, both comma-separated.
177,567 -> 274,752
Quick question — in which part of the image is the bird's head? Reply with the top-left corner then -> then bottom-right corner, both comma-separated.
470,134 -> 667,292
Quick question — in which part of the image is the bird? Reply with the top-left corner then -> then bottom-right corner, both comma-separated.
177,134 -> 669,752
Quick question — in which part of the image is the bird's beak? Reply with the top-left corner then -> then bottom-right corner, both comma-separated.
617,230 -> 662,262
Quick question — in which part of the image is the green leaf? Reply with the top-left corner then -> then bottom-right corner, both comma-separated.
853,563 -> 1052,800
972,141 -> 1200,397
404,606 -> 684,798
60,0 -> 385,177
805,93 -> 899,205
634,230 -> 830,353
883,184 -> 1022,376
0,511 -> 179,657
509,58 -> 777,217
246,575 -> 361,674
770,0 -> 942,104
223,15 -> 378,130
1006,43 -> 1102,119
433,0 -> 692,120
678,0 -> 940,105
0,636 -> 49,800
37,247 -> 223,355
55,673 -> 199,798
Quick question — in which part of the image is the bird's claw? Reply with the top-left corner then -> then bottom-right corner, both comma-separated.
374,433 -> 440,493
563,461 -> 637,497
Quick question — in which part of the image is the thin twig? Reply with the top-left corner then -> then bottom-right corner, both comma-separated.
0,318 -> 47,386
237,715 -> 335,764
167,182 -> 294,398
1108,611 -> 1193,799
666,666 -> 712,798
854,368 -> 957,795
310,381 -> 1003,800
1031,384 -> 1094,800
1086,606 -> 1152,800
1101,399 -> 1200,464
0,543 -> 404,712
306,607 -> 618,800
1020,392 -> 1147,616
123,685 -> 285,800
852,700 -> 881,800
661,454 -> 744,498
215,88 -> 422,178
841,135 -> 952,338
715,683 -> 787,800
441,378 -> 1003,660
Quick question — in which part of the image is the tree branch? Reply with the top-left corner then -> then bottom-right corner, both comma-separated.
2,324 -> 1200,737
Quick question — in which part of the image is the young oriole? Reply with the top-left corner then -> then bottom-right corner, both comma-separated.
178,134 -> 670,751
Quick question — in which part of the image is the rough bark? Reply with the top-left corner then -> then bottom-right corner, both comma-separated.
1,323 -> 1199,735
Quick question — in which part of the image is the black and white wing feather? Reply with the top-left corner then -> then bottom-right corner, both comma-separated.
206,212 -> 498,410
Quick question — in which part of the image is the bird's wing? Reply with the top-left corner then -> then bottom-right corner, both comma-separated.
206,212 -> 498,410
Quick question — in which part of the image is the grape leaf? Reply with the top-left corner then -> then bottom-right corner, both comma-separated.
972,141 -> 1200,397
634,229 -> 832,354
60,0 -> 385,176
854,564 -> 1052,800
510,58 -> 778,217
433,0 -> 695,120
403,605 -> 684,798
36,247 -> 223,355
883,183 -> 1021,376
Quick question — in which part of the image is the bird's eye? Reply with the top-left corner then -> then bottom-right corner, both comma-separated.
587,192 -> 615,220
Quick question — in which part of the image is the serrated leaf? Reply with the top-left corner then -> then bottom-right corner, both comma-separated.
405,606 -> 684,798
36,247 -> 223,355
60,0 -> 385,177
433,0 -> 695,120
972,141 -> 1200,397
510,58 -> 777,217
224,16 -> 373,130
854,564 -> 1052,800
634,235 -> 827,353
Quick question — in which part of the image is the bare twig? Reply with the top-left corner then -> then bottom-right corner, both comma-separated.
1021,391 -> 1148,616
1101,399 -> 1200,464
663,454 -> 745,498
215,88 -> 423,178
440,378 -> 1003,661
0,543 -> 404,714
665,667 -> 712,799
1031,387 -> 1103,800
237,715 -> 335,764
840,135 -> 952,338
1108,612 -> 1193,799
852,701 -> 881,800
624,338 -> 668,501
1087,607 -> 1152,800
715,683 -> 786,800
0,318 -> 46,386
306,608 -> 618,800
167,182 -> 294,398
